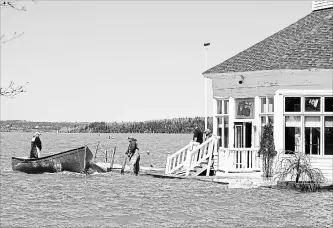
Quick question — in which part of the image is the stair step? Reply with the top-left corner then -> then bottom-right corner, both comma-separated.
194,163 -> 207,168
175,170 -> 186,175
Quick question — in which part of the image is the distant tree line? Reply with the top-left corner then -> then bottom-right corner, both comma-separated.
74,117 -> 213,134
0,120 -> 87,132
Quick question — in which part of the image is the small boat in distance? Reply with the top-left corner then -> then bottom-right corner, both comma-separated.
12,146 -> 94,174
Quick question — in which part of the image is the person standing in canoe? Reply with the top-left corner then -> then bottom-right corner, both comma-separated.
30,132 -> 42,158
121,137 -> 140,175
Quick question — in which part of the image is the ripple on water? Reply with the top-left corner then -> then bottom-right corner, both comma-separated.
1,133 -> 333,228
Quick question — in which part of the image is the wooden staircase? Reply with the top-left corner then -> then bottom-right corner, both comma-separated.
174,161 -> 210,177
165,136 -> 219,177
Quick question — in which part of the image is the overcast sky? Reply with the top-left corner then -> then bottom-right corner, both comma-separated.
1,1 -> 311,122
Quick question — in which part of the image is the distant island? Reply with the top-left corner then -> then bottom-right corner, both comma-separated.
0,117 -> 213,134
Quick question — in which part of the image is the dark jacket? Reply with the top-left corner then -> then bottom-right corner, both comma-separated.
193,128 -> 203,144
126,140 -> 139,158
30,136 -> 42,158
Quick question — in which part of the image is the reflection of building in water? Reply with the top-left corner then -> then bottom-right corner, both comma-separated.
202,1 -> 333,181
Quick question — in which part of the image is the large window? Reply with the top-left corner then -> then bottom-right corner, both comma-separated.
284,96 -> 333,156
216,99 -> 229,148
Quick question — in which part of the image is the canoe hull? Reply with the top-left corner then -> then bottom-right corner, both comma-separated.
12,146 -> 93,174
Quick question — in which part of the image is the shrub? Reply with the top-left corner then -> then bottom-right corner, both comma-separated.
258,124 -> 277,177
274,151 -> 327,191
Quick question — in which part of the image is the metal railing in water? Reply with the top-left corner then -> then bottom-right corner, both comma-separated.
165,136 -> 219,176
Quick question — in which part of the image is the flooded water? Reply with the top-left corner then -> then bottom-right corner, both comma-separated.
1,132 -> 332,228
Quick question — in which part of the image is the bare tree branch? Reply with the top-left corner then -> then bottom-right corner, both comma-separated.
0,0 -> 26,11
1,32 -> 24,44
1,0 -> 31,98
0,81 -> 29,98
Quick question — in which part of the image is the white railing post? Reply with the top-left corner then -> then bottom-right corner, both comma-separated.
185,151 -> 192,176
165,154 -> 170,174
206,138 -> 215,176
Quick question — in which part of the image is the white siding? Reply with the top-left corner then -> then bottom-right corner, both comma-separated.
310,156 -> 333,182
212,70 -> 333,98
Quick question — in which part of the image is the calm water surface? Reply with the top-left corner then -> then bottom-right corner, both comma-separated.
0,132 -> 332,228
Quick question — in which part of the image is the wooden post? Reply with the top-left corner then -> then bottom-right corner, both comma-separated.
108,146 -> 116,172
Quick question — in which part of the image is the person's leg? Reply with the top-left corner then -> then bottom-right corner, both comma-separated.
121,155 -> 128,174
130,152 -> 140,175
36,147 -> 41,158
133,155 -> 140,175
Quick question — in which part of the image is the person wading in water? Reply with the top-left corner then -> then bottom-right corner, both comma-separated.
121,137 -> 140,175
30,132 -> 42,158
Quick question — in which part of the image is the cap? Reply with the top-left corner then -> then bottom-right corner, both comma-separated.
34,132 -> 41,136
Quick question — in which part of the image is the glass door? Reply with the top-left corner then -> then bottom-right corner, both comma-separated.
234,122 -> 252,148
234,123 -> 244,148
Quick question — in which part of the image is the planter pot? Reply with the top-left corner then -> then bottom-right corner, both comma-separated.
277,181 -> 321,192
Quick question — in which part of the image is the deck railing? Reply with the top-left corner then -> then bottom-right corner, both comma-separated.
165,136 -> 219,176
165,143 -> 192,175
218,148 -> 261,173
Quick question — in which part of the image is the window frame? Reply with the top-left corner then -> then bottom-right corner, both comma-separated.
215,99 -> 229,148
259,97 -> 274,142
283,95 -> 333,157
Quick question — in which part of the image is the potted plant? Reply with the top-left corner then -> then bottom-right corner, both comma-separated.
274,151 -> 327,191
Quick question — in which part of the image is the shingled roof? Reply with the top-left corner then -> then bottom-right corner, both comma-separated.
203,7 -> 333,75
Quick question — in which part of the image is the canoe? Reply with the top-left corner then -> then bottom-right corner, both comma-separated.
11,146 -> 94,174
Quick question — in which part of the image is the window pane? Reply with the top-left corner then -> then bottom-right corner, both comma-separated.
285,116 -> 301,127
305,127 -> 320,155
285,97 -> 301,112
217,100 -> 222,114
261,98 -> 267,113
325,97 -> 333,112
217,117 -> 222,147
261,116 -> 266,138
268,97 -> 274,112
305,116 -> 321,155
217,117 -> 222,125
324,116 -> 333,155
285,116 -> 301,154
268,116 -> 274,126
305,97 -> 321,112
224,117 -> 229,148
224,100 -> 229,114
